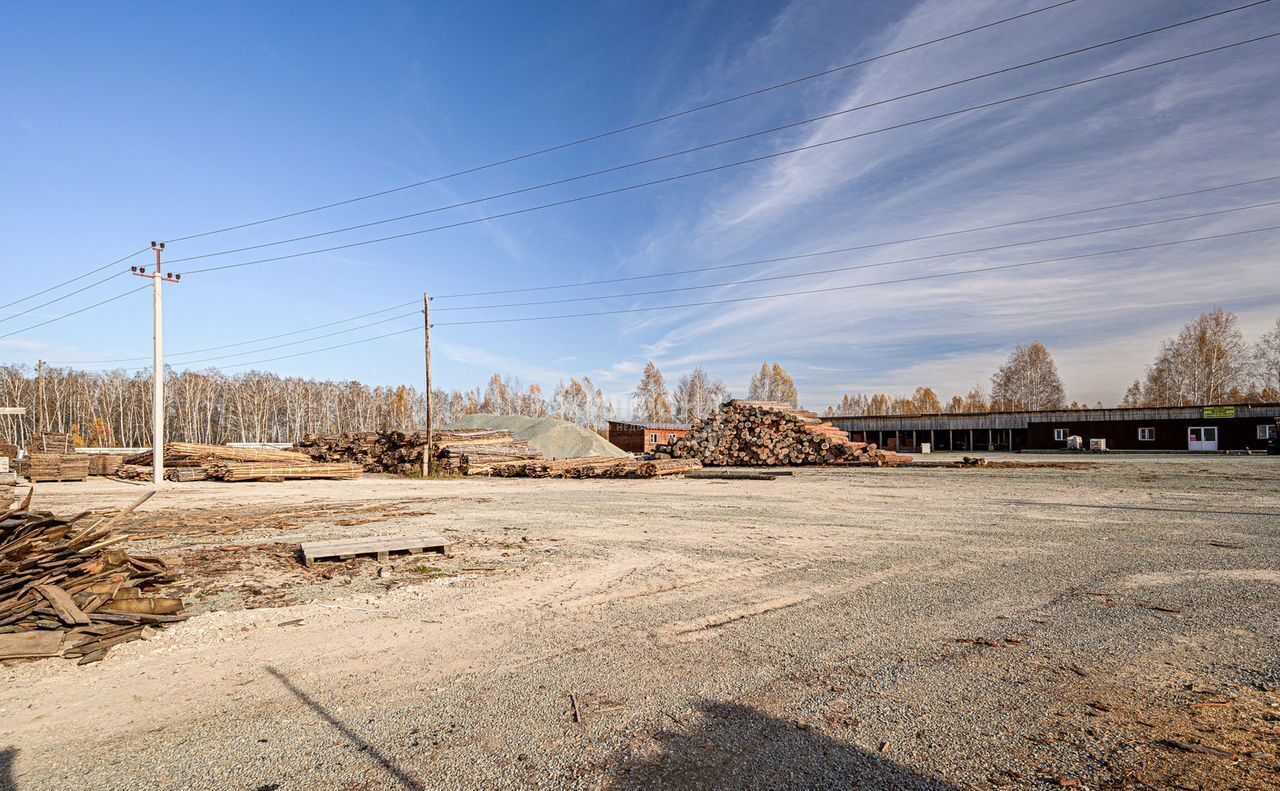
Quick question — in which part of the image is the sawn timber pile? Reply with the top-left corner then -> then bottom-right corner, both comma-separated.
121,443 -> 363,482
0,491 -> 186,665
672,400 -> 911,466
488,457 -> 702,479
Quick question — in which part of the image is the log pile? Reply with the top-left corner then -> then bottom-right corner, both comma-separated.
114,464 -> 152,481
0,492 -> 186,665
26,453 -> 91,482
296,430 -> 547,476
672,400 -> 912,467
488,457 -> 702,479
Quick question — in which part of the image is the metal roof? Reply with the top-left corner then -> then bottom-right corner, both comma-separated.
826,403 -> 1280,431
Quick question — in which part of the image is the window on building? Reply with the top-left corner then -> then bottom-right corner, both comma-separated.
1138,427 -> 1155,441
1053,428 -> 1068,441
650,433 -> 658,443
1259,424 -> 1277,440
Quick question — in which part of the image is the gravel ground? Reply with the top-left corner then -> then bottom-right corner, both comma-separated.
2,454 -> 1278,790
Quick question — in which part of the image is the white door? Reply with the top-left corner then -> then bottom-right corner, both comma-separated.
1188,426 -> 1218,451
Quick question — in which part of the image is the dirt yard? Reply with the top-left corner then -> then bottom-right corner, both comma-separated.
2,455 -> 1278,790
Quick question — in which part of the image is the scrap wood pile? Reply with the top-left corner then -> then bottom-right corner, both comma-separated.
489,457 -> 702,479
122,443 -> 363,482
432,430 -> 543,475
0,491 -> 185,665
672,400 -> 912,467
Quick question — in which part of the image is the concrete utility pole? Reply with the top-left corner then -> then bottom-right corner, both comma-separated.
423,292 -> 432,477
36,359 -> 45,434
132,243 -> 180,486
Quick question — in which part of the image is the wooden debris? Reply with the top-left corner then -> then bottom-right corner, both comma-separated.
672,401 -> 911,467
205,461 -> 363,482
636,459 -> 703,478
0,493 -> 186,665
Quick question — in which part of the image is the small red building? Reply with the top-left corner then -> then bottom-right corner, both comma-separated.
607,421 -> 691,454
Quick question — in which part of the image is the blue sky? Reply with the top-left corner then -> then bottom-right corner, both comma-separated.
2,0 -> 1278,414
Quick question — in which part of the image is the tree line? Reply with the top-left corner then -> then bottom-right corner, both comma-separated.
3,308 -> 1275,447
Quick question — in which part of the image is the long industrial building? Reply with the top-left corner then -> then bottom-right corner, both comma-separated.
825,403 -> 1280,453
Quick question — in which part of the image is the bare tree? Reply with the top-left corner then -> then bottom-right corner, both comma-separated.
748,362 -> 798,405
1252,316 -> 1280,399
990,342 -> 1066,410
1136,307 -> 1251,406
632,361 -> 674,422
672,367 -> 727,423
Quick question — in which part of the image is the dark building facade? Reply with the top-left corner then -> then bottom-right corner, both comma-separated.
607,421 -> 692,454
826,403 -> 1280,453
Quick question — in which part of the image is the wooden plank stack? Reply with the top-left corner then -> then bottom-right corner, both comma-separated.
0,492 -> 186,665
88,454 -> 125,476
119,443 -> 364,483
27,432 -> 74,454
672,400 -> 912,467
26,453 -> 91,482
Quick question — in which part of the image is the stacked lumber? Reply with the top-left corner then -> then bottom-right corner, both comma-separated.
26,453 -> 91,482
0,443 -> 18,461
88,454 -> 125,476
120,443 -> 362,483
0,492 -> 185,665
115,464 -> 152,481
27,432 -> 74,454
0,471 -> 14,508
672,400 -> 912,467
204,461 -> 363,482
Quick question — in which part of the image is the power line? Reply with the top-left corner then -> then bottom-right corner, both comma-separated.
0,248 -> 148,313
163,2 -> 1271,267
160,0 -> 1080,246
166,223 -> 1280,372
50,299 -> 422,365
0,284 -> 150,341
80,204 -> 1280,370
430,200 -> 1280,312
52,182 -> 1280,363
0,270 -> 129,325
177,33 -> 1280,276
433,173 -> 1280,298
435,224 -> 1280,327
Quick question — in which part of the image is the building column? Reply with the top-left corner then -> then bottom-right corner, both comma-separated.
968,429 -> 974,451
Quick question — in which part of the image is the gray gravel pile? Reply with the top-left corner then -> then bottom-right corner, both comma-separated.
448,414 -> 629,460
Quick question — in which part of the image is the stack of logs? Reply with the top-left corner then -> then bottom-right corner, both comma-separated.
297,430 -> 545,476
0,492 -> 186,665
672,400 -> 911,467
490,457 -> 702,479
120,443 -> 364,482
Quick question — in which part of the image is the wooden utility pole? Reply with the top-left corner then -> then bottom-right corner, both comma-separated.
423,292 -> 432,477
132,242 -> 180,486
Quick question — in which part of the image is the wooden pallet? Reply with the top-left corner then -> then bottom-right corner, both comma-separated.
300,534 -> 449,566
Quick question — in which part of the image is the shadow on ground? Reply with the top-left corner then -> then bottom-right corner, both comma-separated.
0,747 -> 16,791
266,666 -> 423,790
608,701 -> 955,790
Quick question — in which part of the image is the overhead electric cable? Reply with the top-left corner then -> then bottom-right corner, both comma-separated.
434,173 -> 1280,298
0,285 -> 151,341
163,2 -> 1271,267
82,204 -> 1280,370
177,34 -> 1280,276
53,183 -> 1280,362
161,0 -> 1080,245
434,224 -> 1280,327
429,200 -> 1280,312
170,223 -> 1280,372
0,248 -> 148,313
0,270 -> 130,326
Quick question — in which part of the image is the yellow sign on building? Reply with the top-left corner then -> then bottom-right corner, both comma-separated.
1202,406 -> 1236,419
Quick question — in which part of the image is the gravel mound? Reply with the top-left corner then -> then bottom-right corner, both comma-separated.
447,414 -> 630,460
